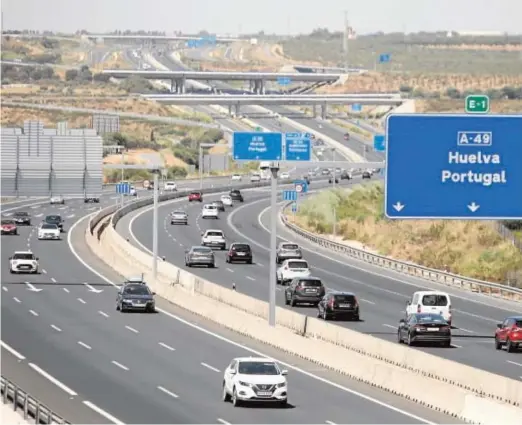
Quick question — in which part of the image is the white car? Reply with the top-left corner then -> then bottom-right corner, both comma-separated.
201,229 -> 226,250
277,259 -> 311,285
231,174 -> 242,181
164,181 -> 177,191
406,291 -> 453,326
129,186 -> 137,196
261,173 -> 271,181
38,223 -> 61,240
201,204 -> 219,219
222,357 -> 288,407
221,195 -> 233,207
9,251 -> 39,274
279,172 -> 290,179
50,195 -> 65,205
250,173 -> 261,182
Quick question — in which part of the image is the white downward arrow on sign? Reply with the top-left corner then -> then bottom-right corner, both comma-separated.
468,202 -> 480,212
392,202 -> 405,212
84,283 -> 103,294
25,282 -> 43,292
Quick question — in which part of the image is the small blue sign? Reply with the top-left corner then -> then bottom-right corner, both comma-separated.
294,179 -> 308,194
285,133 -> 311,161
291,202 -> 298,213
233,132 -> 282,161
385,114 -> 522,219
277,77 -> 291,86
116,182 -> 130,194
373,134 -> 386,152
352,104 -> 362,112
379,53 -> 391,63
283,190 -> 298,201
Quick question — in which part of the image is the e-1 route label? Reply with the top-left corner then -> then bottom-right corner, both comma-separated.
385,114 -> 522,220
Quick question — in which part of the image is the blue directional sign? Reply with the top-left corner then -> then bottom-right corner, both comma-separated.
285,133 -> 311,161
352,104 -> 362,112
291,202 -> 298,213
233,132 -> 282,161
283,190 -> 298,201
116,182 -> 130,194
294,179 -> 308,194
385,114 -> 522,220
373,134 -> 386,152
379,53 -> 391,63
277,77 -> 291,86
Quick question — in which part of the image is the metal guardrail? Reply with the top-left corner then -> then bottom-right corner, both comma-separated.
280,203 -> 522,302
1,376 -> 69,424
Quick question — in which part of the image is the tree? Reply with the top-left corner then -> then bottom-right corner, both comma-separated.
65,69 -> 79,81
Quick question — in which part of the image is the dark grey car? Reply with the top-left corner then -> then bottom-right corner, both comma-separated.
13,211 -> 31,225
276,242 -> 302,264
185,246 -> 215,268
212,200 -> 225,212
116,283 -> 156,313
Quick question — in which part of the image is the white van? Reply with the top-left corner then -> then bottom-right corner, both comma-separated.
406,291 -> 452,325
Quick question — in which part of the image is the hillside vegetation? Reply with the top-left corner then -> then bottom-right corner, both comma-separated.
293,183 -> 522,285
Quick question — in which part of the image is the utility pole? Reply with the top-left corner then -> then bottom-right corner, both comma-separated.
343,11 -> 349,71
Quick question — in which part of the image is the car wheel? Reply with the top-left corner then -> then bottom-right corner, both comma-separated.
353,314 -> 360,321
397,330 -> 403,343
9,269 -> 14,274
222,383 -> 231,402
506,338 -> 515,353
442,340 -> 451,348
494,337 -> 502,350
278,399 -> 288,408
247,259 -> 252,264
232,387 -> 241,407
187,263 -> 192,268
209,263 -> 215,268
116,303 -> 120,311
121,304 -> 126,313
407,333 -> 415,346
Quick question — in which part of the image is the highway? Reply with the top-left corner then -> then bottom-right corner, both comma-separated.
122,178 -> 522,381
1,185 -> 456,424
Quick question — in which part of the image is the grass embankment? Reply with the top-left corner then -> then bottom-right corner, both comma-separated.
293,183 -> 522,284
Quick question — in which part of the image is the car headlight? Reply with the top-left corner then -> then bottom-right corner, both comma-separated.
238,381 -> 253,388
276,382 -> 286,388
32,261 -> 37,266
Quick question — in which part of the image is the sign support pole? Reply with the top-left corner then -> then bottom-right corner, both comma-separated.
268,166 -> 278,327
152,172 -> 159,283
199,145 -> 203,190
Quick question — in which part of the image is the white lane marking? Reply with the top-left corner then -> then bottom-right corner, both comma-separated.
451,344 -> 462,348
66,214 -> 75,218
217,419 -> 230,425
24,282 -> 42,292
158,342 -> 175,351
111,360 -> 129,371
68,202 -> 437,424
457,327 -> 475,334
157,385 -> 179,399
257,263 -> 264,267
13,297 -> 21,303
29,309 -> 39,316
51,324 -> 62,332
226,268 -> 234,273
0,341 -> 26,360
82,401 -> 124,425
51,278 -> 57,283
78,341 -> 92,350
125,325 -> 139,334
35,213 -> 43,217
507,360 -> 522,367
201,362 -> 220,372
246,276 -> 255,281
98,310 -> 109,318
28,363 -> 78,396
77,297 -> 86,304
42,269 -> 47,274
84,282 -> 103,293
382,324 -> 396,329
63,288 -> 70,293
2,287 -> 7,292
326,421 -> 336,425
359,298 -> 375,305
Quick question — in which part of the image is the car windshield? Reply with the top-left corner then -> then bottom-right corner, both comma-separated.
288,261 -> 308,269
231,190 -> 240,194
334,294 -> 356,302
2,220 -> 14,225
206,231 -> 223,237
205,205 -> 216,210
190,192 -> 201,196
173,211 -> 185,215
422,294 -> 448,306
41,224 -> 58,230
231,244 -> 250,252
282,244 -> 298,250
46,215 -> 61,222
13,253 -> 35,260
14,212 -> 28,217
515,320 -> 522,327
193,247 -> 212,253
123,284 -> 150,295
166,182 -> 175,185
238,361 -> 279,375
299,279 -> 322,287
416,314 -> 446,323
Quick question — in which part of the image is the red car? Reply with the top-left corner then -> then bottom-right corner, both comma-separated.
495,316 -> 522,352
344,132 -> 350,140
1,219 -> 18,235
188,191 -> 203,202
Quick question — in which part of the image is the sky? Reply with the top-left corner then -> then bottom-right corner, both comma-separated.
2,0 -> 522,35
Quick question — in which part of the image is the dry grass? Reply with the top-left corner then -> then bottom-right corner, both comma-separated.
60,50 -> 87,66
103,148 -> 187,168
92,52 -> 133,71
294,183 -> 522,283
159,148 -> 189,167
208,140 -> 229,154
422,44 -> 522,52
419,99 -> 522,113
318,72 -> 522,94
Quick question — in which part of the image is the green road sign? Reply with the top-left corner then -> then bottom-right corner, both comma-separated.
465,95 -> 490,114
255,126 -> 262,131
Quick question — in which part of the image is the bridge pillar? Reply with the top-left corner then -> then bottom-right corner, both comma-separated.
234,104 -> 241,116
171,79 -> 176,93
321,103 -> 327,120
178,78 -> 186,94
228,105 -> 233,116
249,80 -> 254,93
312,105 -> 317,118
260,79 -> 266,94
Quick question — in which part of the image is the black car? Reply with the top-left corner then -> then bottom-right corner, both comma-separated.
362,170 -> 372,179
398,313 -> 451,347
212,200 -> 225,212
13,211 -> 31,225
84,196 -> 100,203
318,292 -> 360,321
226,243 -> 253,264
44,215 -> 64,232
116,283 -> 156,313
229,189 -> 244,202
340,170 -> 352,180
284,277 -> 325,307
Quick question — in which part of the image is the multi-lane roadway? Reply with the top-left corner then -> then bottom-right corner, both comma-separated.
1,180 -> 457,424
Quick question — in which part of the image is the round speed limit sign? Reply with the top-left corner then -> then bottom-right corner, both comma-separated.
295,184 -> 303,193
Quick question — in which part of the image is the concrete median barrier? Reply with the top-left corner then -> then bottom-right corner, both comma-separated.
85,186 -> 522,424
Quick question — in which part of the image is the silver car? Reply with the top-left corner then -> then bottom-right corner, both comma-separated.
276,242 -> 303,264
170,210 -> 188,225
50,195 -> 65,205
185,246 -> 215,268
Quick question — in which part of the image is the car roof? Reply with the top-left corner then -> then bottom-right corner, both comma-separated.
231,242 -> 250,246
328,290 -> 355,296
507,316 -> 522,320
205,229 -> 223,233
414,291 -> 449,296
172,210 -> 186,213
280,241 -> 298,246
283,259 -> 307,263
234,357 -> 275,363
125,276 -> 144,283
14,250 -> 33,254
191,245 -> 212,250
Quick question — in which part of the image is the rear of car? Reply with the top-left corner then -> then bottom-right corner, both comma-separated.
362,170 -> 372,179
229,190 -> 244,202
45,215 -> 64,232
1,220 -> 18,235
277,259 -> 311,284
495,317 -> 522,352
189,191 -> 203,202
276,243 -> 302,263
340,170 -> 352,180
250,173 -> 261,182
201,204 -> 219,219
321,293 -> 360,320
279,172 -> 290,179
170,211 -> 188,225
212,200 -> 225,211
227,243 -> 253,264
221,195 -> 233,206
186,247 -> 215,267
38,224 -> 61,240
418,293 -> 452,325
231,174 -> 242,181
164,181 -> 177,191
286,278 -> 325,306
402,314 -> 451,346
84,196 -> 100,203
50,195 -> 64,204
201,230 -> 226,249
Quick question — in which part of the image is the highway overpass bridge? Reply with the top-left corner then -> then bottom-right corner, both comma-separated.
102,69 -> 344,94
85,34 -> 242,43
142,94 -> 404,118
